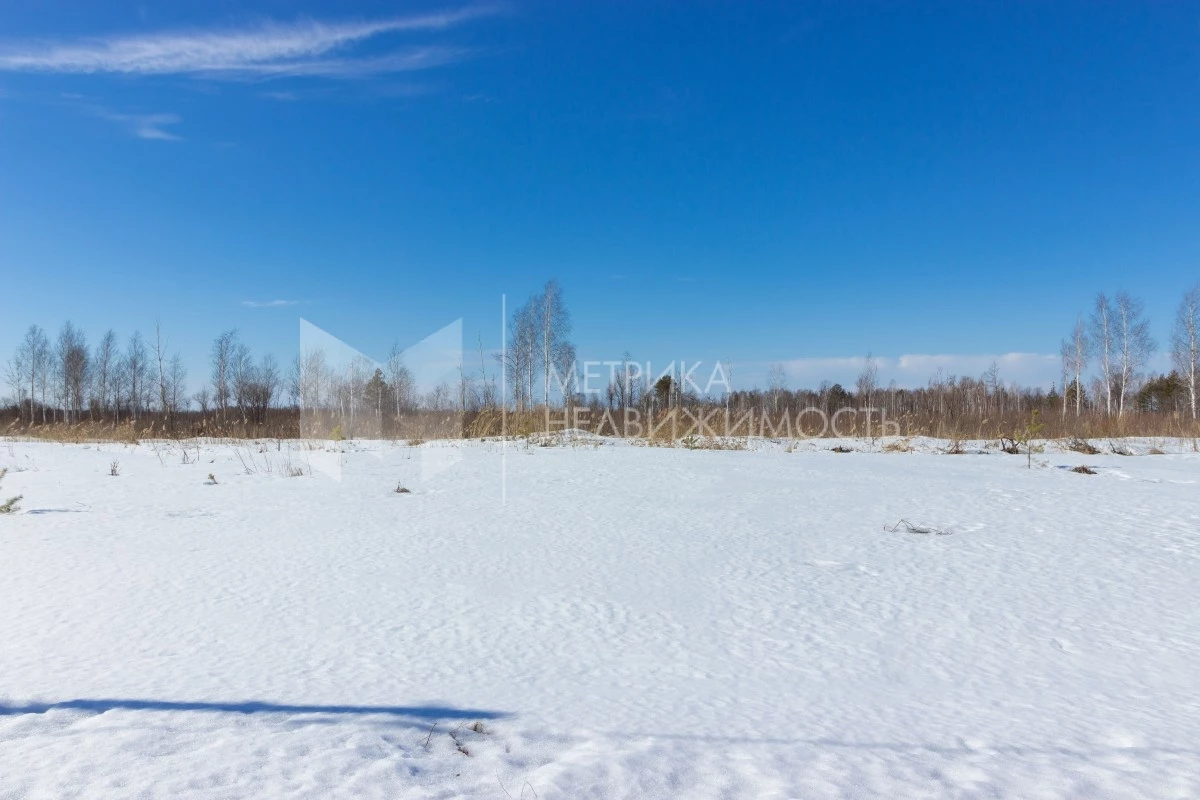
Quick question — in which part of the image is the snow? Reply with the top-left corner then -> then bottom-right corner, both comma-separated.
1,435 -> 1199,798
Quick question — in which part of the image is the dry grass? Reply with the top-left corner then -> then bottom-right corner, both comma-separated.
886,411 -> 1200,441
5,407 -> 1199,447
637,433 -> 749,450
686,436 -> 748,451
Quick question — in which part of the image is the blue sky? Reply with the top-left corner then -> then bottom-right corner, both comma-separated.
1,1 -> 1198,391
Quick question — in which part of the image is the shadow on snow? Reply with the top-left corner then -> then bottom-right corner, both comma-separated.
0,698 -> 510,720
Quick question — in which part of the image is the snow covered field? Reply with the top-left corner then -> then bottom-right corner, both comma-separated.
2,435 -> 1199,799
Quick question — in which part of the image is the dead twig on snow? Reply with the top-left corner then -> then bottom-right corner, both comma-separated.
884,518 -> 952,536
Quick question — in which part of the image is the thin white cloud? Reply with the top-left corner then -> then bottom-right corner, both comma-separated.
242,299 -> 299,308
0,6 -> 496,79
131,114 -> 181,140
767,352 -> 1061,390
205,46 -> 473,80
89,107 -> 182,140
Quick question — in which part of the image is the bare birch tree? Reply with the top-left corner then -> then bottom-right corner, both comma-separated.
1058,342 -> 1069,421
244,355 -> 278,423
1089,293 -> 1116,415
298,348 -> 327,411
345,354 -> 373,434
154,320 -> 172,423
231,341 -> 253,423
1172,285 -> 1200,419
1063,317 -> 1088,417
124,331 -> 150,420
168,354 -> 188,414
519,298 -> 542,410
210,329 -> 237,420
9,326 -> 42,421
553,341 -> 577,411
55,322 -> 89,423
539,280 -> 572,408
14,325 -> 50,423
506,299 -> 540,411
385,342 -> 415,415
476,334 -> 499,409
92,330 -> 118,418
5,345 -> 29,420
767,363 -> 787,413
981,362 -> 1000,415
855,353 -> 878,410
1114,291 -> 1154,416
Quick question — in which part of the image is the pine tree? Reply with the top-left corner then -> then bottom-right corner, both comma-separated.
0,469 -> 22,514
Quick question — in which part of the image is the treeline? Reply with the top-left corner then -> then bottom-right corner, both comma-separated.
3,319 -> 427,439
3,282 -> 1199,441
1058,289 -> 1198,420
6,321 -> 188,426
0,280 -> 578,439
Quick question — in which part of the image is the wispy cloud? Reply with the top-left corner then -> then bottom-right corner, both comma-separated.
94,108 -> 182,140
62,96 -> 183,139
0,6 -> 496,80
242,299 -> 299,308
258,80 -> 434,103
764,352 -> 1062,390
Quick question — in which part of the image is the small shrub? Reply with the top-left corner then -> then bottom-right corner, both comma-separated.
999,436 -> 1020,455
882,438 -> 912,453
1109,440 -> 1132,456
944,439 -> 966,455
331,424 -> 345,442
1018,410 -> 1045,469
394,484 -> 411,494
206,473 -> 218,485
830,445 -> 853,454
109,459 -> 121,477
1070,465 -> 1097,474
0,468 -> 21,514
